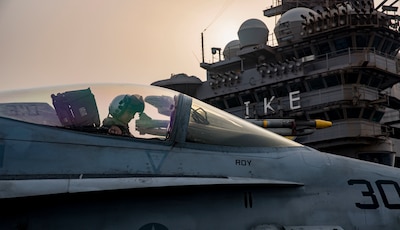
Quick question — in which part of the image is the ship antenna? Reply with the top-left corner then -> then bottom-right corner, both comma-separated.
201,31 -> 205,63
201,0 -> 233,64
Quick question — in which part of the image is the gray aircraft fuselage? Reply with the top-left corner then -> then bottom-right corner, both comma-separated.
0,84 -> 399,230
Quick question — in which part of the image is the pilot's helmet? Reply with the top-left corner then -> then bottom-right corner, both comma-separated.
109,94 -> 145,118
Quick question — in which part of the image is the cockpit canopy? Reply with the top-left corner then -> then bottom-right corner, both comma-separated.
0,84 -> 300,147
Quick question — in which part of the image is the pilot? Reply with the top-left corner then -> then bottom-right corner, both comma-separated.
102,94 -> 149,136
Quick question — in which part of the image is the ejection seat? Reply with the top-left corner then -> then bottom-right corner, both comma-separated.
51,88 -> 101,130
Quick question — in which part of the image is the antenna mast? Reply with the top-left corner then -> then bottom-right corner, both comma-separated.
201,32 -> 205,63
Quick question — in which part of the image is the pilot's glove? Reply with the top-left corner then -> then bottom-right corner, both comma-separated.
108,125 -> 122,135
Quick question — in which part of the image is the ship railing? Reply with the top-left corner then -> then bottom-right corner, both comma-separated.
267,32 -> 278,47
304,47 -> 400,75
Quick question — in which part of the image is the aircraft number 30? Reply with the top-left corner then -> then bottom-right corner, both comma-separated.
348,179 -> 400,209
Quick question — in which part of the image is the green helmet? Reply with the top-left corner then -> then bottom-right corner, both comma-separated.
109,94 -> 144,118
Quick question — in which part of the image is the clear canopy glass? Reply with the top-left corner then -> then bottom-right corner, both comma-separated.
0,84 -> 300,147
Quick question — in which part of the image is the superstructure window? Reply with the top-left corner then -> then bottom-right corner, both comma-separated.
372,111 -> 384,122
309,112 -> 326,120
283,52 -> 296,61
327,109 -> 344,120
372,35 -> 383,50
317,42 -> 331,55
256,88 -> 271,102
288,81 -> 306,92
296,47 -> 312,58
344,73 -> 359,84
360,73 -> 371,85
370,76 -> 381,87
334,36 -> 352,52
381,40 -> 392,53
356,35 -> 369,48
307,77 -> 325,90
389,43 -> 400,56
209,98 -> 226,110
240,92 -> 256,104
346,108 -> 361,118
272,85 -> 288,97
325,74 -> 342,87
362,107 -> 373,120
226,96 -> 241,108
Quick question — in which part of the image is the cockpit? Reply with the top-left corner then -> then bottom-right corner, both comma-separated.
0,84 -> 300,147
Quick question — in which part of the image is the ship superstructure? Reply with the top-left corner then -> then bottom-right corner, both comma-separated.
152,0 -> 400,166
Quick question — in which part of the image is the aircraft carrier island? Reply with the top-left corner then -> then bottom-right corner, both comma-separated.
152,0 -> 400,166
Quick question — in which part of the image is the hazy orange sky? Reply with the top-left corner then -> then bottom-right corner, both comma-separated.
0,0 -> 390,90
0,0 -> 278,91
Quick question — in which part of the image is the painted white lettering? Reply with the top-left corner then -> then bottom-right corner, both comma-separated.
264,96 -> 275,115
289,91 -> 301,110
243,91 -> 302,116
244,101 -> 250,118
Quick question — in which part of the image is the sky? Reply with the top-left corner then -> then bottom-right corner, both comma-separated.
0,0 -> 277,91
0,0 -> 394,91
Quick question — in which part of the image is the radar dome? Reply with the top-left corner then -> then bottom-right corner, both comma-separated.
274,7 -> 317,45
237,19 -> 268,48
223,40 -> 240,60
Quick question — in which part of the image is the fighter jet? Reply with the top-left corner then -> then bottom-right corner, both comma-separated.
0,83 -> 399,230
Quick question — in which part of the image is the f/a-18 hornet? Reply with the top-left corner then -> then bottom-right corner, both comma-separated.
0,83 -> 399,229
